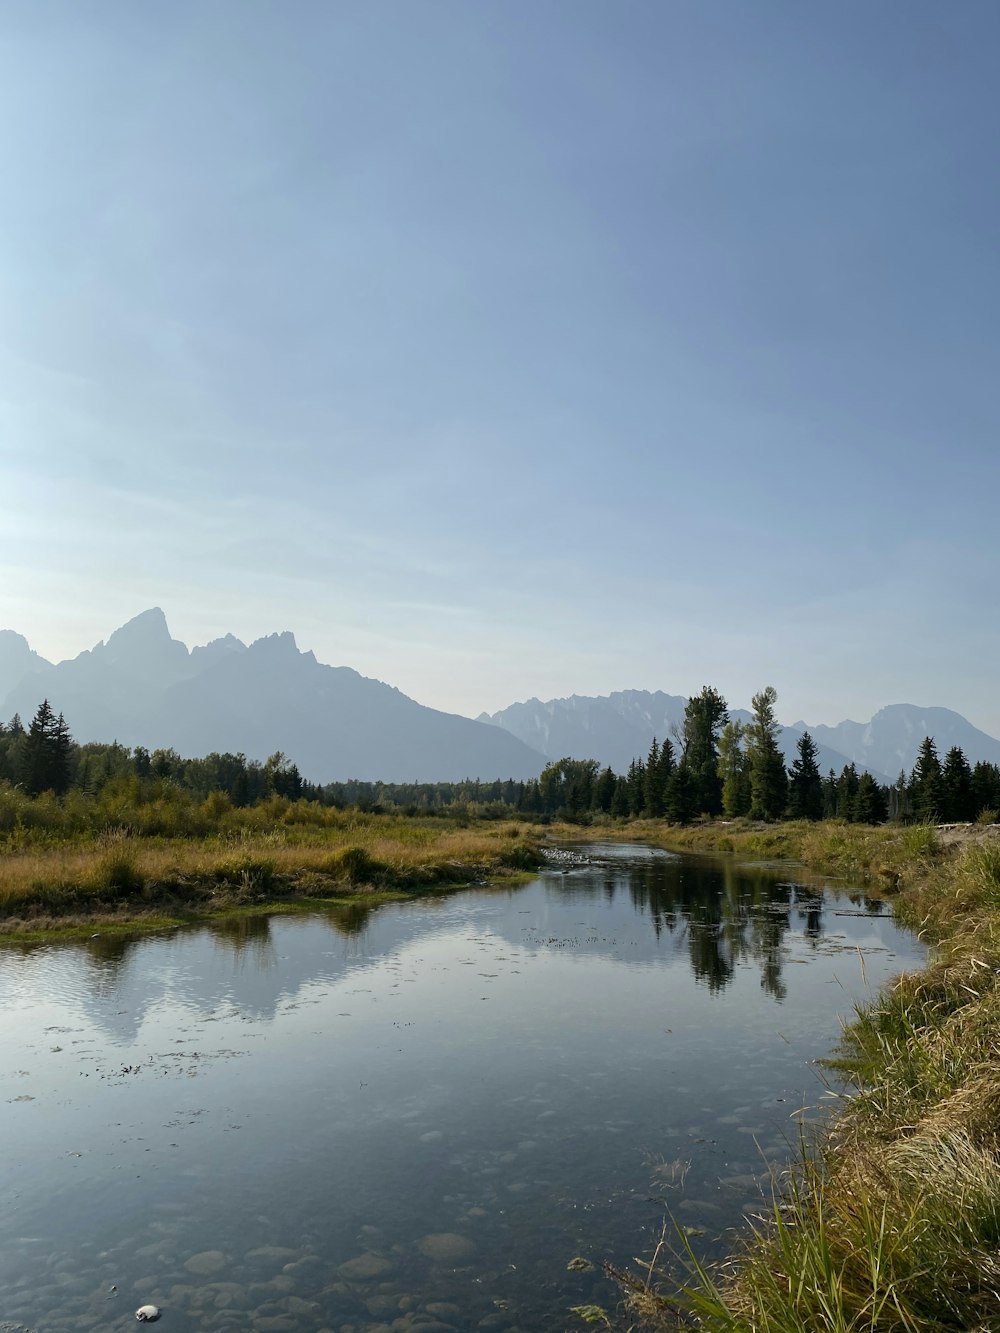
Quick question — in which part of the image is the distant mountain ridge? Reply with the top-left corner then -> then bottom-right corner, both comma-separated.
0,609 -> 548,783
481,692 -> 1000,782
799,705 -> 1000,782
5,611 -> 999,787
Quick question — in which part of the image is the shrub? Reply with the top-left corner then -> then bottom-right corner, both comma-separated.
90,835 -> 145,898
325,846 -> 388,886
213,855 -> 276,896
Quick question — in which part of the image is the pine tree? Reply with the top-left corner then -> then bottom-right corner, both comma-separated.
910,737 -> 942,823
51,712 -> 73,796
787,731 -> 823,820
822,769 -> 838,818
665,762 -> 697,825
643,738 -> 666,817
940,746 -> 975,822
626,758 -> 646,817
888,769 -> 909,822
746,687 -> 788,820
972,762 -> 1000,820
610,776 -> 631,818
594,766 -> 617,814
22,700 -> 73,796
836,763 -> 860,821
852,772 -> 888,824
656,736 -> 676,798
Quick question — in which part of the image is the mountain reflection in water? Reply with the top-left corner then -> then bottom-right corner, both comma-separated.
0,845 -> 923,1333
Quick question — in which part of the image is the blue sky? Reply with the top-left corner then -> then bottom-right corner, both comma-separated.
2,2 -> 999,731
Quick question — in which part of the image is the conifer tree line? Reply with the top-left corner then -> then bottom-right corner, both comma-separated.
2,693 -> 999,827
515,687 -> 1000,826
0,700 -> 310,802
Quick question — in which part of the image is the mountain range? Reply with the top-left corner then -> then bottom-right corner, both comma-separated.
3,610 -> 1000,786
0,610 -> 545,783
481,693 -> 1000,784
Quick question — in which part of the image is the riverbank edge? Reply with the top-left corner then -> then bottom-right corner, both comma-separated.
552,818 -> 1000,1331
0,842 -> 546,943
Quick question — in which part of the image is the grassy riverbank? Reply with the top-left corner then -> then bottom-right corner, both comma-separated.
585,819 -> 1000,1332
0,813 -> 542,935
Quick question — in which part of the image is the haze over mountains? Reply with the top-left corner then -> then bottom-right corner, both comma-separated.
478,691 -> 875,779
481,694 -> 1000,784
0,610 -> 546,783
3,610 -> 1000,787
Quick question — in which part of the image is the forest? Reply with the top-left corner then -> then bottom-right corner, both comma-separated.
0,687 -> 997,836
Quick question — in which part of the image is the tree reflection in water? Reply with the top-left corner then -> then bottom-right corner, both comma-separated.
547,850 -> 878,1002
1,849 -> 886,1009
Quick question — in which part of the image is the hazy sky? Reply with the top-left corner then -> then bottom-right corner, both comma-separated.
2,2 -> 999,731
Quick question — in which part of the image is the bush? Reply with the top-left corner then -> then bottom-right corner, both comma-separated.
90,836 -> 145,898
213,855 -> 276,896
325,846 -> 388,886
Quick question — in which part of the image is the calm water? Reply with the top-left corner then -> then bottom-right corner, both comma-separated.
0,846 -> 924,1332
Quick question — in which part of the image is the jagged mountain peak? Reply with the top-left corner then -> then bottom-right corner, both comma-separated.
248,630 -> 300,656
100,606 -> 174,647
90,607 -> 189,680
0,610 -> 548,782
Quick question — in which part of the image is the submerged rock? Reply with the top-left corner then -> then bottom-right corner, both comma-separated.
184,1249 -> 228,1275
417,1232 -> 476,1264
336,1252 -> 393,1281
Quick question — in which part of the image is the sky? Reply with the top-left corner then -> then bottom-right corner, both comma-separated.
2,1 -> 999,732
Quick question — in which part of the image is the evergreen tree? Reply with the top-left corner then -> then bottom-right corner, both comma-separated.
517,779 -> 543,815
626,758 -> 646,817
682,686 -> 728,816
22,700 -> 73,796
940,746 -> 975,822
822,768 -> 838,819
972,762 -> 1000,819
836,763 -> 860,821
665,762 -> 697,825
655,736 -> 676,800
746,687 -> 787,820
887,769 -> 910,822
910,737 -> 942,822
51,712 -> 73,796
717,720 -> 751,817
787,731 -> 823,820
852,771 -> 888,824
610,775 -> 631,818
594,766 -> 617,814
643,738 -> 666,817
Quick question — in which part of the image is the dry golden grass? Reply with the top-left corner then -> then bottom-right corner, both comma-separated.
0,818 -> 540,921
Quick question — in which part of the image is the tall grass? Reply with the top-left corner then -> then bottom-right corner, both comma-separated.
0,816 -> 542,923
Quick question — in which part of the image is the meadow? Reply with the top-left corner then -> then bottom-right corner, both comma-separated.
0,781 -> 541,931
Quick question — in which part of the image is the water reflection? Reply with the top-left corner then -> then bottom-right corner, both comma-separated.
0,850 -> 899,1030
543,849 -> 888,1003
0,846 -> 924,1333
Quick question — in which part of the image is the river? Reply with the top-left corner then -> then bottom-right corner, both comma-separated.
0,844 -> 924,1332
